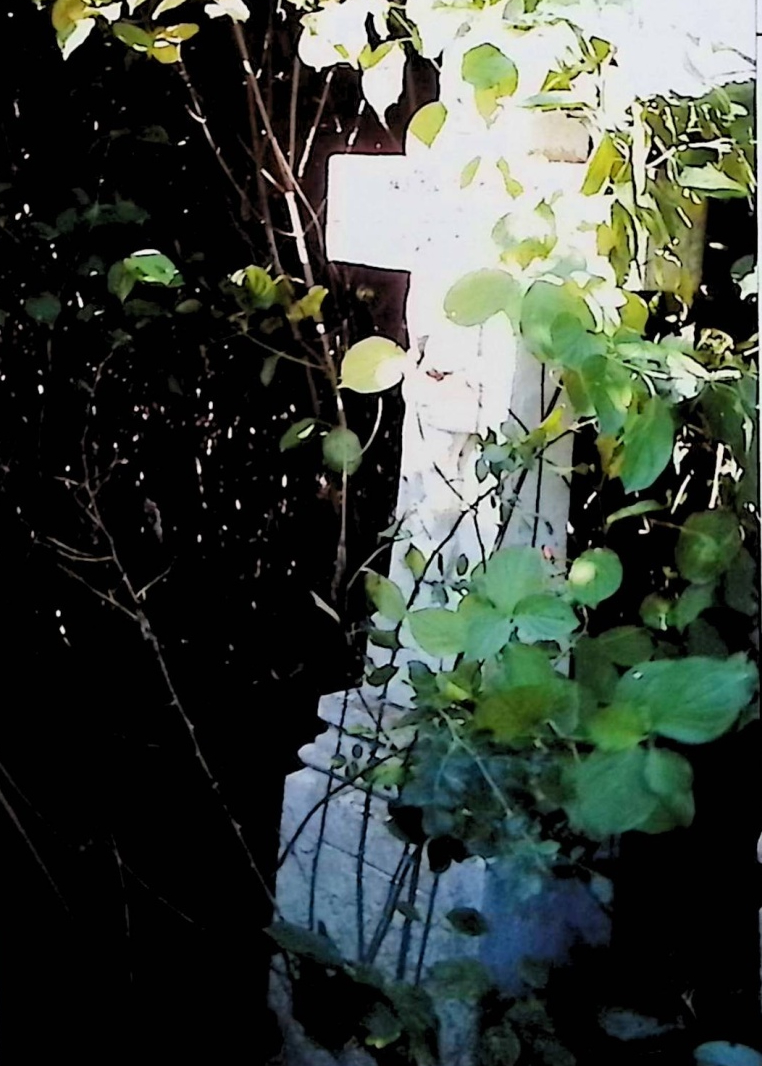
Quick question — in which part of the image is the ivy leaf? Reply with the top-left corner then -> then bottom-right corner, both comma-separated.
461,44 -> 518,97
619,395 -> 674,494
408,101 -> 447,147
513,594 -> 579,644
444,269 -> 520,327
365,572 -> 407,623
279,417 -> 318,452
322,426 -> 363,475
675,510 -> 742,585
340,336 -> 407,394
408,609 -> 466,657
520,280 -> 595,363
24,293 -> 61,326
568,548 -> 623,608
615,655 -> 757,744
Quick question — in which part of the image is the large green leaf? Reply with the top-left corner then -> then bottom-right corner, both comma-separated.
586,703 -> 651,752
474,682 -> 565,742
444,269 -> 520,327
365,572 -> 407,623
593,626 -> 653,666
568,548 -> 623,608
513,594 -> 579,644
322,426 -> 363,474
458,594 -> 515,660
642,747 -> 694,828
619,395 -> 674,493
615,654 -> 757,743
408,608 -> 467,657
473,547 -> 550,615
520,280 -> 595,362
564,747 -> 659,837
675,510 -> 742,584
340,336 -> 407,394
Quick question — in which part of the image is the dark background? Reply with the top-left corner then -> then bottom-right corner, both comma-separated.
0,2 -> 758,1063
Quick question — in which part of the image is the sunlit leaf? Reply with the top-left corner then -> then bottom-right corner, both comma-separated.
408,101 -> 447,147
340,336 -> 407,394
409,608 -> 466,657
444,269 -> 520,327
279,417 -> 318,452
619,396 -> 674,494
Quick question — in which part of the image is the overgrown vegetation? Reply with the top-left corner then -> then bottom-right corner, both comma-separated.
22,1 -> 760,1064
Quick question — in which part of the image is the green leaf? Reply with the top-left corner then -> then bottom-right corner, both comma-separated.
640,593 -> 672,631
565,747 -> 658,837
24,293 -> 61,326
619,395 -> 674,494
368,627 -> 402,651
723,547 -> 758,616
238,265 -> 277,309
408,608 -> 466,657
279,417 -> 318,452
594,626 -> 653,666
605,499 -> 663,527
340,335 -> 407,394
462,43 -> 518,97
473,547 -> 549,615
404,545 -> 426,580
365,572 -> 407,623
615,655 -> 757,743
322,426 -> 363,474
446,908 -> 489,936
175,298 -> 202,314
520,280 -> 595,362
367,663 -> 398,687
286,284 -> 328,324
582,132 -> 624,195
496,157 -> 524,197
670,583 -> 715,632
408,101 -> 447,147
363,1002 -> 402,1050
426,959 -> 493,1001
513,594 -> 579,644
694,1042 -> 762,1066
460,156 -> 481,188
677,164 -> 747,198
113,21 -> 154,49
676,510 -> 742,585
265,921 -> 344,967
444,269 -> 520,327
458,594 -> 514,660
474,680 -> 570,742
643,747 -> 695,828
568,548 -> 623,608
586,703 -> 651,752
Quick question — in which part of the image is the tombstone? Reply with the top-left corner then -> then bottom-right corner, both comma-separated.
274,21 -> 620,1064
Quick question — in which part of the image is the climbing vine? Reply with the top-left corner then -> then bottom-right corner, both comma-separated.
31,0 -> 758,1063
